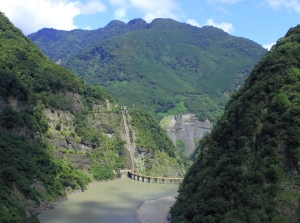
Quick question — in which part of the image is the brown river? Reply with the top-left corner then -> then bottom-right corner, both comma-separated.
38,177 -> 178,223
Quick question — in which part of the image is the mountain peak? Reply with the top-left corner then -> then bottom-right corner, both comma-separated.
104,20 -> 126,29
150,18 -> 180,26
127,18 -> 147,25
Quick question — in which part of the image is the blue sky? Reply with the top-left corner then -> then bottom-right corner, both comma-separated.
1,0 -> 299,49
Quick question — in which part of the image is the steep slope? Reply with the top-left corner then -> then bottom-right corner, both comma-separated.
171,25 -> 300,222
0,12 -> 183,223
29,18 -> 267,121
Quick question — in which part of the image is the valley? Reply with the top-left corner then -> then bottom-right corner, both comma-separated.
1,6 -> 300,223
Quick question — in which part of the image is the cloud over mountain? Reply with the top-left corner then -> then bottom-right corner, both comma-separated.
1,0 -> 106,35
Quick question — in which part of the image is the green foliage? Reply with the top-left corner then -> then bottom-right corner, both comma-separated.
28,19 -> 148,65
130,109 -> 176,157
0,70 -> 28,101
89,139 -> 126,180
176,139 -> 185,156
0,12 -> 84,105
30,18 -> 266,121
171,25 -> 300,222
0,105 -> 22,129
90,165 -> 115,180
185,95 -> 221,121
0,131 -> 90,223
82,85 -> 113,109
73,110 -> 101,145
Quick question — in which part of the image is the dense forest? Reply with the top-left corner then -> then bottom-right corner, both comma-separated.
28,18 -> 148,66
0,12 -> 183,223
29,19 -> 267,121
171,25 -> 300,222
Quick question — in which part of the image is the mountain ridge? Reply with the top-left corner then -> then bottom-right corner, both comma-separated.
29,18 -> 267,121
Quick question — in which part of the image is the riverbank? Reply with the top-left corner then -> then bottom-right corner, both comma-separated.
136,196 -> 176,223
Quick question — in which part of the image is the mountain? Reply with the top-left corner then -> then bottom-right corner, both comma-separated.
29,19 -> 267,121
0,12 -> 184,223
28,18 -> 148,66
171,25 -> 300,222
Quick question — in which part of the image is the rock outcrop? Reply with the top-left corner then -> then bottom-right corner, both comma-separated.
160,113 -> 212,157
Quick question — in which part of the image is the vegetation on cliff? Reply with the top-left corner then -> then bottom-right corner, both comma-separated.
130,109 -> 176,157
171,25 -> 300,222
129,109 -> 186,176
29,18 -> 267,121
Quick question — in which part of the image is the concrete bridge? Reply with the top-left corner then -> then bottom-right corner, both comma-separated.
116,169 -> 183,184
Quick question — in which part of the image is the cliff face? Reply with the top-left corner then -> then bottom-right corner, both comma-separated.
160,113 -> 212,157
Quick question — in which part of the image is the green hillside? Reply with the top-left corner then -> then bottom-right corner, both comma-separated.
171,24 -> 300,222
0,12 -> 183,223
28,18 -> 148,65
29,19 -> 267,121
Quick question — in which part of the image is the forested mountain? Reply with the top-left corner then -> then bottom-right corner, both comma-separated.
29,19 -> 267,121
28,18 -> 148,66
0,12 -> 184,223
171,25 -> 300,222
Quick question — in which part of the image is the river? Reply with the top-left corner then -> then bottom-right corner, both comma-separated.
38,177 -> 179,223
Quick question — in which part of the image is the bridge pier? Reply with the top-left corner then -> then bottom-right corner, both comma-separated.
116,168 -> 121,178
154,178 -> 157,183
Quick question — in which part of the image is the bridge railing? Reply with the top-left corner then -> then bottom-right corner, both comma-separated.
116,169 -> 183,184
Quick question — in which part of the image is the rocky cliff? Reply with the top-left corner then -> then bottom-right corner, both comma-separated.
160,113 -> 212,157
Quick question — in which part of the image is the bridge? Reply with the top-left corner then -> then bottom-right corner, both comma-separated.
116,169 -> 184,184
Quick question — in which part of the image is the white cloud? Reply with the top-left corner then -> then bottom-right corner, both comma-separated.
0,0 -> 106,35
205,19 -> 234,33
110,0 -> 127,6
267,0 -> 300,13
114,7 -> 126,19
109,0 -> 181,22
75,0 -> 106,15
186,19 -> 201,27
262,42 -> 276,50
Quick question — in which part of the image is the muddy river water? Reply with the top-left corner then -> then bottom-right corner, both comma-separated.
38,177 -> 178,223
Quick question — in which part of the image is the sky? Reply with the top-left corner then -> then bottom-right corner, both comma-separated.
1,0 -> 299,50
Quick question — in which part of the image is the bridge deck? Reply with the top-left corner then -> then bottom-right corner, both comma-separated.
119,169 -> 183,181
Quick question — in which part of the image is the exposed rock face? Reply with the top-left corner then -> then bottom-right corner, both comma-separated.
160,113 -> 212,157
